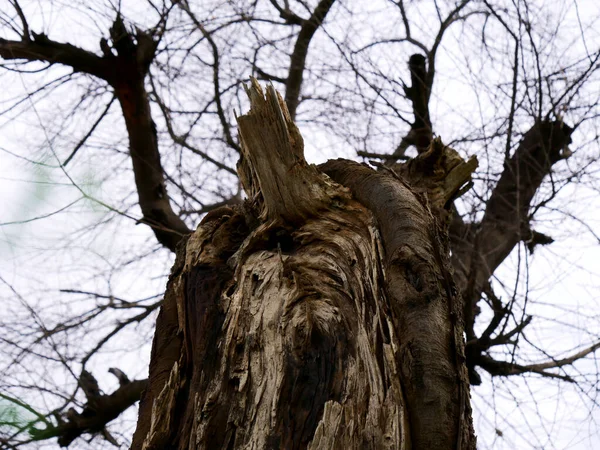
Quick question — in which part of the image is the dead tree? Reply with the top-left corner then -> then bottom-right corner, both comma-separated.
130,80 -> 478,450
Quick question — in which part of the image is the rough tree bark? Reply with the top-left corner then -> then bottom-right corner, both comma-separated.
131,80 -> 477,449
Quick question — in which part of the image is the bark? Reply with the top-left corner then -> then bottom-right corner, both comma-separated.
132,81 -> 476,449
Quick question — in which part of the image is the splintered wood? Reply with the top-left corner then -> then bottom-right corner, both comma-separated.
133,80 -> 475,450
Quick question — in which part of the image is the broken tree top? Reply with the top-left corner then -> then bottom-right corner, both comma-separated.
236,78 -> 347,224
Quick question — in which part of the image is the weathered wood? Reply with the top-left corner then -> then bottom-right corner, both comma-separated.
131,81 -> 476,450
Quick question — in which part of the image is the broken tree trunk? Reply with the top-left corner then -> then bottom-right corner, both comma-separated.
131,80 -> 477,450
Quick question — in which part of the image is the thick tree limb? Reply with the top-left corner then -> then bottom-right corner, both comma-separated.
284,0 -> 336,119
0,16 -> 191,251
104,18 -> 191,251
461,121 -> 573,338
113,71 -> 191,251
0,34 -> 110,79
450,121 -> 574,382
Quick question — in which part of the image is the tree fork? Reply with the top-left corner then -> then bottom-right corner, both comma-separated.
132,80 -> 476,449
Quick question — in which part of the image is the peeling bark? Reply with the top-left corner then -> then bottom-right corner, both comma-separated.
132,81 -> 476,450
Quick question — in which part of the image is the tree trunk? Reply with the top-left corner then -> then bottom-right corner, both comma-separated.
131,80 -> 476,450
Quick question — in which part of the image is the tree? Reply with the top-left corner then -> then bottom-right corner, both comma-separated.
129,80 -> 479,449
1,1 -> 599,448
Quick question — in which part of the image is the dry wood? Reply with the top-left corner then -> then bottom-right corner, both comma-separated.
132,81 -> 476,450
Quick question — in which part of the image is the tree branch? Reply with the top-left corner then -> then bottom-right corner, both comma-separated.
427,0 -> 473,94
177,1 -> 240,153
30,376 -> 147,447
149,75 -> 238,175
392,1 -> 477,160
0,15 -> 191,251
10,0 -> 30,41
105,17 -> 191,251
268,0 -> 305,25
464,121 -> 573,323
475,341 -> 600,382
285,0 -> 336,119
63,95 -> 116,166
392,53 -> 433,158
0,34 -> 110,80
475,355 -> 574,382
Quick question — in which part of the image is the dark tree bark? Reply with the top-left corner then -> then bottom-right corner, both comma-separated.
131,81 -> 477,450
29,375 -> 147,446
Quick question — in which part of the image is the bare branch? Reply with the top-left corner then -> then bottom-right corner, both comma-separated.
63,95 -> 116,166
427,0 -> 473,95
285,0 -> 336,119
10,0 -> 29,41
149,75 -> 238,175
475,341 -> 600,383
460,120 -> 573,342
268,0 -> 305,25
30,377 -> 147,446
0,34 -> 110,80
476,355 -> 575,382
177,1 -> 240,153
